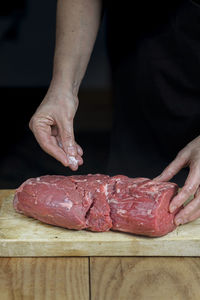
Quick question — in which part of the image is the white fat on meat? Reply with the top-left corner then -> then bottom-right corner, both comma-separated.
104,184 -> 108,197
74,179 -> 87,182
117,209 -> 127,215
59,198 -> 73,210
108,198 -> 118,204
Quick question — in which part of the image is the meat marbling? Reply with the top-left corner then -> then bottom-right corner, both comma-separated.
14,174 -> 180,237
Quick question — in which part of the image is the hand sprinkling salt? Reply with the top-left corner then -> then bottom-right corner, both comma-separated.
67,155 -> 78,166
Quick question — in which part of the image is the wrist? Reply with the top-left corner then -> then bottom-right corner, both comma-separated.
50,73 -> 80,97
44,79 -> 79,108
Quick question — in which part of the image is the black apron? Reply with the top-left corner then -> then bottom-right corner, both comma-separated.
106,0 -> 200,186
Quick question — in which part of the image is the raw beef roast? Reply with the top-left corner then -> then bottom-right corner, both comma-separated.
14,174 -> 180,237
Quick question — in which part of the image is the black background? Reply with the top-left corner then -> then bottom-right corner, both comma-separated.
1,0 -> 198,188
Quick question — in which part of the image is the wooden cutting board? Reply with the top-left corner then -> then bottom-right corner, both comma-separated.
1,190 -> 200,257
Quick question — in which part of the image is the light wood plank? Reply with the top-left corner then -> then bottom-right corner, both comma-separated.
90,257 -> 200,300
0,257 -> 89,300
2,190 -> 200,256
0,190 -> 14,208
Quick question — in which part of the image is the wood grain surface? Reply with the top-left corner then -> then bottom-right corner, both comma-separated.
0,190 -> 11,208
1,190 -> 200,257
90,257 -> 200,300
0,257 -> 89,300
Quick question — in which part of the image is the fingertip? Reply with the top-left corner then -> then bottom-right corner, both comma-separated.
169,204 -> 177,213
66,155 -> 79,171
78,156 -> 83,166
70,164 -> 79,171
62,158 -> 69,167
174,215 -> 186,226
175,217 -> 182,226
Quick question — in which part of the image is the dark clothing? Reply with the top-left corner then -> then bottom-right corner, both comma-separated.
106,0 -> 200,185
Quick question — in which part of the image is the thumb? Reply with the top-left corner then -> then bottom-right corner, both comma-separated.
58,118 -> 77,156
57,118 -> 82,171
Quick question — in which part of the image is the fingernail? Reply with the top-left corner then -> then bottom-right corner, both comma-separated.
175,218 -> 182,226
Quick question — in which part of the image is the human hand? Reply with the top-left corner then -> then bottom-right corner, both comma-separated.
29,84 -> 83,171
154,136 -> 200,226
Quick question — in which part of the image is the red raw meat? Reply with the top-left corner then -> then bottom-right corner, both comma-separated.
70,174 -> 112,231
14,174 -> 180,237
107,175 -> 179,237
14,175 -> 91,230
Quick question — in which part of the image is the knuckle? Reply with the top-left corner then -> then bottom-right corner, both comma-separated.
29,117 -> 34,130
60,126 -> 74,141
184,182 -> 199,195
177,150 -> 187,160
28,120 -> 32,130
60,107 -> 75,122
182,186 -> 194,196
190,159 -> 200,170
165,168 -> 174,176
29,116 -> 38,131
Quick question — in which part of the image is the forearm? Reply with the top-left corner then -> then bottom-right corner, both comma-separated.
51,0 -> 103,95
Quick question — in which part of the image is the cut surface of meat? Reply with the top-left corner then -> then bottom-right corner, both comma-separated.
14,174 -> 180,237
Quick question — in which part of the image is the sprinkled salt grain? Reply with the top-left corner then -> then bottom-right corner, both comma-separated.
68,156 -> 78,166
